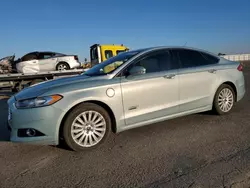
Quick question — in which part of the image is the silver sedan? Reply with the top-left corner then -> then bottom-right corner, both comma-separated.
7,46 -> 245,151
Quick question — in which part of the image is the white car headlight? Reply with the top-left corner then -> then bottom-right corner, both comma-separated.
15,95 -> 63,109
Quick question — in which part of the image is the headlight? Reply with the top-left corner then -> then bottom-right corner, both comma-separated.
15,95 -> 63,109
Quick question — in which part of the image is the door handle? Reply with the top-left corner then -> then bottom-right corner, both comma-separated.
163,74 -> 175,79
208,69 -> 216,73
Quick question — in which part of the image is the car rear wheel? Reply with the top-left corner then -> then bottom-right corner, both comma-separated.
62,103 -> 111,151
213,84 -> 235,115
56,62 -> 70,70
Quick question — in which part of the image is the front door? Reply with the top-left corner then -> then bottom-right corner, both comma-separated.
17,52 -> 40,73
120,50 -> 180,126
171,49 -> 219,112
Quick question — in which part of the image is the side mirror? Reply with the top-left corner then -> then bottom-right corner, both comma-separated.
128,66 -> 146,76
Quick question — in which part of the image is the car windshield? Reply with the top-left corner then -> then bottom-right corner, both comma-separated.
83,50 -> 142,76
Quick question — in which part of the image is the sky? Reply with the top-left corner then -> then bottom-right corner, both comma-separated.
0,0 -> 250,61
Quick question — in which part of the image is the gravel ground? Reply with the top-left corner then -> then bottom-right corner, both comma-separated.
0,64 -> 250,188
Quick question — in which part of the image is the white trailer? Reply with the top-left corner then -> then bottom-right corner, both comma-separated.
0,69 -> 85,92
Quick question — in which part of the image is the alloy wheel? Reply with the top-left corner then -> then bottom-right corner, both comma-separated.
71,111 -> 106,147
218,88 -> 234,112
58,64 -> 67,70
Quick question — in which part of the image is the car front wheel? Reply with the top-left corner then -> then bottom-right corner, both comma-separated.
62,103 -> 111,151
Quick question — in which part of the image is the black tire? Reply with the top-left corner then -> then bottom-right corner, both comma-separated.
62,103 -> 111,151
56,62 -> 70,70
213,84 -> 235,115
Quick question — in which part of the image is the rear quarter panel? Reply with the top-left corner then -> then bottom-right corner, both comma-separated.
56,56 -> 80,69
212,59 -> 245,102
56,56 -> 71,62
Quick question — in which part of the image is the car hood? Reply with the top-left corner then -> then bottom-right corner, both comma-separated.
14,74 -> 104,101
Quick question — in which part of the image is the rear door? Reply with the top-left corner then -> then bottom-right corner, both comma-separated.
171,49 -> 219,112
38,52 -> 57,71
120,49 -> 180,126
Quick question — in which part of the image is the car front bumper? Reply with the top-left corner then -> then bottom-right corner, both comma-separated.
7,96 -> 64,145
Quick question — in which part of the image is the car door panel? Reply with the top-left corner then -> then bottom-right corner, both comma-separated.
41,58 -> 57,71
178,66 -> 217,112
17,52 -> 40,73
172,49 -> 219,112
38,53 -> 57,71
120,50 -> 179,126
121,70 -> 179,125
16,60 -> 39,73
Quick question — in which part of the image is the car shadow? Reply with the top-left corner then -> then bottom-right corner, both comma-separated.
198,110 -> 214,116
0,98 -> 10,141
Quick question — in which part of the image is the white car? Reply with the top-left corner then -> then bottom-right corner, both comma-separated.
16,51 -> 81,73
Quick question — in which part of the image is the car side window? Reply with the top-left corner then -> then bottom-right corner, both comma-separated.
200,52 -> 219,64
173,49 -> 218,68
128,50 -> 174,74
21,53 -> 38,61
43,54 -> 53,59
38,53 -> 53,60
54,53 -> 65,57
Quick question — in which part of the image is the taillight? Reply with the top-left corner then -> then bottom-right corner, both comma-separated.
237,64 -> 243,71
74,56 -> 79,61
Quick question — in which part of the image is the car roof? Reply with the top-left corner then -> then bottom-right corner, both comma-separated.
135,46 -> 219,57
23,51 -> 66,55
39,51 -> 64,54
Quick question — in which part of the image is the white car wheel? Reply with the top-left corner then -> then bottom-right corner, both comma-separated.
71,111 -> 107,147
213,84 -> 235,115
218,88 -> 234,112
57,62 -> 69,70
62,103 -> 111,151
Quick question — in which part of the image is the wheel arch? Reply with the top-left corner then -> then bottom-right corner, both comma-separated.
59,100 -> 117,141
213,81 -> 237,103
56,61 -> 70,69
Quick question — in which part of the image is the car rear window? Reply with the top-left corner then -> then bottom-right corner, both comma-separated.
172,49 -> 219,68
